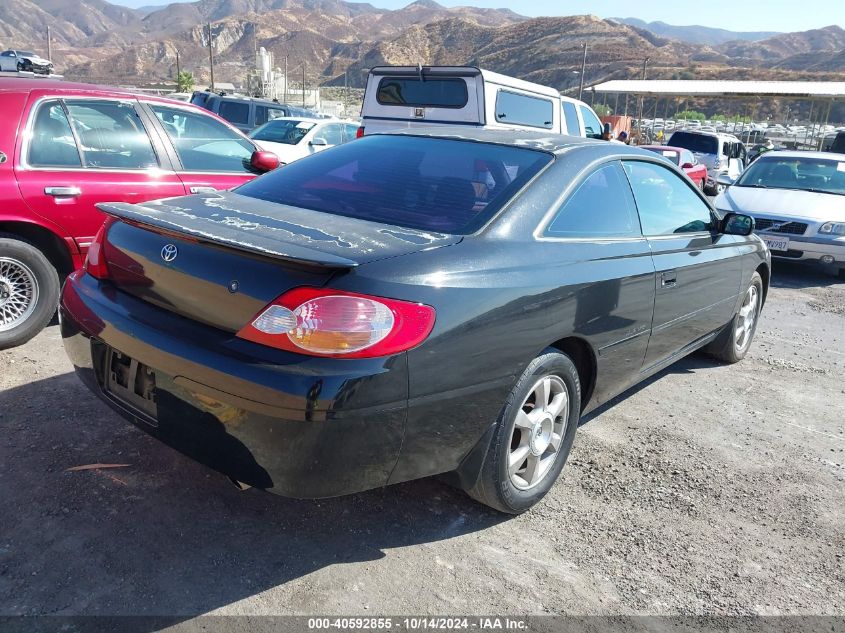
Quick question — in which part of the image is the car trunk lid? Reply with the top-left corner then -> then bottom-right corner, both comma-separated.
97,192 -> 460,332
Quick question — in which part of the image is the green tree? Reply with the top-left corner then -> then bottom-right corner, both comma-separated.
674,110 -> 707,121
593,103 -> 611,116
176,71 -> 195,93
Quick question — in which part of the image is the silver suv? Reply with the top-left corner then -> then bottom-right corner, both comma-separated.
668,130 -> 747,195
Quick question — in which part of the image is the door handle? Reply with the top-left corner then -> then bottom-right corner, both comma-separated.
189,186 -> 217,194
661,271 -> 678,288
44,186 -> 81,197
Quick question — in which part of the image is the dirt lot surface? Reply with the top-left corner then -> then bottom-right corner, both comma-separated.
1,261 -> 843,619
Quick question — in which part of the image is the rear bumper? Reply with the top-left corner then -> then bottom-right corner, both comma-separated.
60,271 -> 408,498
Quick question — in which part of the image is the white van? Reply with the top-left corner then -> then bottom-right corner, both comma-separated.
359,66 -> 603,139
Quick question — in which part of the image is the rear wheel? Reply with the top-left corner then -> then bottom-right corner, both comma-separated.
706,271 -> 763,364
465,351 -> 580,514
0,237 -> 60,350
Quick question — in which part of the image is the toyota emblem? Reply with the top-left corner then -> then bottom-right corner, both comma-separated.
160,244 -> 178,262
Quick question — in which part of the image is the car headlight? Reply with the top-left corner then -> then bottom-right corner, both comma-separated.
819,222 -> 845,236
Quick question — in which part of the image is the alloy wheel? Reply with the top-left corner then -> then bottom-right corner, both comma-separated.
735,284 -> 758,352
508,375 -> 568,490
0,257 -> 40,333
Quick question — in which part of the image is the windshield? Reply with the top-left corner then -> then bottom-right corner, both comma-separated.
19,51 -> 37,57
669,132 -> 718,155
235,135 -> 553,234
250,120 -> 315,145
735,155 -> 845,195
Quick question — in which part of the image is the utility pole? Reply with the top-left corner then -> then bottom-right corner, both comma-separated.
302,63 -> 306,108
207,22 -> 215,92
577,41 -> 587,101
344,69 -> 348,117
638,58 -> 650,143
283,55 -> 288,104
175,49 -> 181,86
46,26 -> 52,61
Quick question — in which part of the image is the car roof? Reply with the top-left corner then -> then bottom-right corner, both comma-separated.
670,129 -> 740,141
0,77 -> 206,107
755,150 -> 845,161
262,117 -> 357,124
640,145 -> 687,152
381,126 -> 644,156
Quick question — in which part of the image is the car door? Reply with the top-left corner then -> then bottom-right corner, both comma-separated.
0,51 -> 15,71
144,103 -> 260,194
313,123 -> 344,152
578,104 -> 603,139
541,161 -> 656,403
623,159 -> 743,370
15,97 -> 185,256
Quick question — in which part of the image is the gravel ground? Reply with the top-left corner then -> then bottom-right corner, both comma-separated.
0,260 -> 843,619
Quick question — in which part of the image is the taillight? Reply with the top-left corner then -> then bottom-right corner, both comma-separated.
355,126 -> 365,139
236,287 -> 435,358
84,218 -> 116,280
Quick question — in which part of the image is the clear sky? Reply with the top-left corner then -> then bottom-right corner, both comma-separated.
115,0 -> 845,33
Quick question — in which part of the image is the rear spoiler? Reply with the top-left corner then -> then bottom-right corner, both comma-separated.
97,202 -> 359,269
368,65 -> 482,78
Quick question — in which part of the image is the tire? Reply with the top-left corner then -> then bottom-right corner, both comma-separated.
703,183 -> 717,196
465,351 -> 581,514
706,271 -> 763,364
0,237 -> 60,350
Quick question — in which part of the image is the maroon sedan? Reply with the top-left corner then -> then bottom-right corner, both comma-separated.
0,78 -> 279,349
640,145 -> 708,191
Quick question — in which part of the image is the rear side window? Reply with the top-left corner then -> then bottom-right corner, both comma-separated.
255,105 -> 287,126
217,100 -> 250,125
495,91 -> 553,129
376,77 -> 468,108
64,100 -> 158,169
546,162 -> 640,238
28,100 -> 82,167
235,135 -> 553,234
562,102 -> 580,136
190,92 -> 210,108
624,161 -> 712,235
669,132 -> 718,155
150,104 -> 254,173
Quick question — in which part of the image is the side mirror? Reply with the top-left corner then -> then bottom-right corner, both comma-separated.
722,213 -> 754,236
250,150 -> 280,173
310,137 -> 328,146
681,162 -> 694,170
717,174 -> 735,187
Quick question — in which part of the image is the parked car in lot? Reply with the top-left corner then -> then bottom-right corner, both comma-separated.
360,65 -> 604,139
668,130 -> 747,195
715,151 -> 845,279
249,117 -> 360,165
0,78 -> 279,349
60,128 -> 768,514
0,50 -> 53,74
191,92 -> 313,133
640,145 -> 708,190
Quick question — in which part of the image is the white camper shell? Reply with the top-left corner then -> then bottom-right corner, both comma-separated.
360,66 -> 603,139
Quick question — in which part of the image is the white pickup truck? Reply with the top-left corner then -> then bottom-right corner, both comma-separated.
359,65 -> 604,139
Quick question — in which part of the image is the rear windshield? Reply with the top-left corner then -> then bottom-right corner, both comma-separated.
669,132 -> 718,155
376,77 -> 468,108
643,147 -> 681,165
235,135 -> 552,234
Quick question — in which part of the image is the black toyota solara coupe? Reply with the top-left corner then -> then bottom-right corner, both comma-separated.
60,128 -> 769,514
